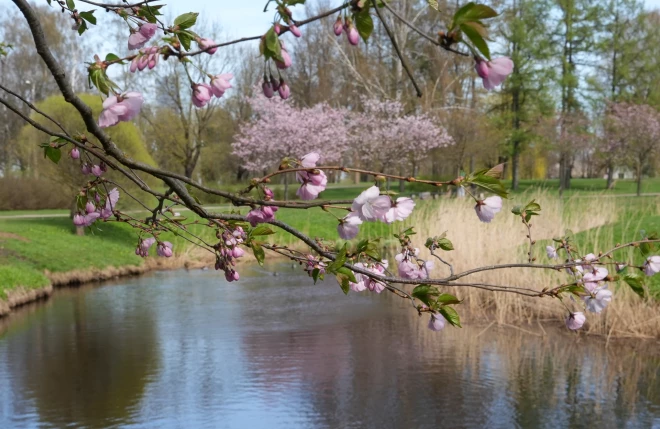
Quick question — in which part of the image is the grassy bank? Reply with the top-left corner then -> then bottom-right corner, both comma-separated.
1,186 -> 659,337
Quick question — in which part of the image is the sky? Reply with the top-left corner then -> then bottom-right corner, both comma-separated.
171,0 -> 660,40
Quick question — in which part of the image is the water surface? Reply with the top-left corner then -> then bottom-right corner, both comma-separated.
0,263 -> 658,428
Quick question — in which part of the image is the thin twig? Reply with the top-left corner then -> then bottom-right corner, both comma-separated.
371,0 -> 422,98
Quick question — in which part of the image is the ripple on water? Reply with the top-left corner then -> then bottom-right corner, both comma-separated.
0,263 -> 658,429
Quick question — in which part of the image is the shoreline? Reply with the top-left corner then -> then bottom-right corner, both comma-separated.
0,253 -> 215,317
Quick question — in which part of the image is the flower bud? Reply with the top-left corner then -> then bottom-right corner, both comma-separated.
70,148 -> 80,159
198,38 -> 218,55
333,17 -> 343,36
91,165 -> 103,177
275,49 -> 292,69
274,23 -> 281,35
85,201 -> 96,213
263,187 -> 274,200
81,164 -> 91,175
290,24 -> 302,37
278,80 -> 290,99
347,25 -> 359,46
262,81 -> 275,99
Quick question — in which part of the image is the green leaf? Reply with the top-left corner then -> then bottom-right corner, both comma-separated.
77,20 -> 87,36
427,0 -> 439,11
66,0 -> 75,9
327,244 -> 348,273
174,12 -> 199,30
44,146 -> 61,164
466,173 -> 508,198
354,11 -> 374,42
89,68 -> 111,95
263,27 -> 282,61
252,243 -> 265,266
435,293 -> 461,306
437,238 -> 454,251
336,266 -> 357,284
312,268 -> 323,284
251,225 -> 276,236
460,22 -> 490,60
439,306 -> 462,328
525,201 -> 541,212
623,273 -> 646,298
412,284 -> 440,306
452,2 -> 498,29
511,206 -> 522,215
177,30 -> 194,51
105,53 -> 120,62
336,273 -> 351,294
80,10 -> 96,25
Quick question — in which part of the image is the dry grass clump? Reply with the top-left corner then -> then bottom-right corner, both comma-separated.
409,190 -> 660,339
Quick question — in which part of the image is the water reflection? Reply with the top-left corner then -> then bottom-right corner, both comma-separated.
0,263 -> 658,428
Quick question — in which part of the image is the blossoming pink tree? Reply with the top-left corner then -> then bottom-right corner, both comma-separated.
2,0 -> 659,333
347,97 -> 453,181
606,102 -> 660,196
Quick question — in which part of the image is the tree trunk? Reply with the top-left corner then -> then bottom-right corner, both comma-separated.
636,164 -> 642,197
511,144 -> 520,191
606,162 -> 614,190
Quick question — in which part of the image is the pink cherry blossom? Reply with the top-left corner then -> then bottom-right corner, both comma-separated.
644,255 -> 660,276
192,83 -> 213,108
337,212 -> 362,239
98,92 -> 144,128
296,170 -> 327,200
290,24 -> 301,37
210,73 -> 233,98
352,186 -> 391,222
546,246 -> 558,259
428,313 -> 446,331
348,262 -> 368,292
583,286 -> 612,313
474,196 -> 502,223
198,38 -> 218,54
231,247 -> 245,258
128,23 -> 157,50
333,17 -> 343,36
395,252 -> 433,279
70,148 -> 80,159
85,201 -> 96,213
474,57 -> 513,90
82,211 -> 100,227
263,187 -> 274,200
73,214 -> 85,226
246,206 -> 278,226
385,197 -> 415,223
136,237 -> 156,257
157,241 -> 173,257
566,312 -> 586,330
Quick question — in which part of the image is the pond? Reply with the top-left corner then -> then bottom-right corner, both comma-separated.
0,263 -> 659,428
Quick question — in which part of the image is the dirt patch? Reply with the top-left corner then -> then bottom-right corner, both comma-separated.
0,232 -> 29,242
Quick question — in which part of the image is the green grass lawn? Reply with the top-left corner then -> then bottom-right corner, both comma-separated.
1,179 -> 658,301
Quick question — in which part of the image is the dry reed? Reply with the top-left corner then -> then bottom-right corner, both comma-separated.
409,190 -> 660,339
